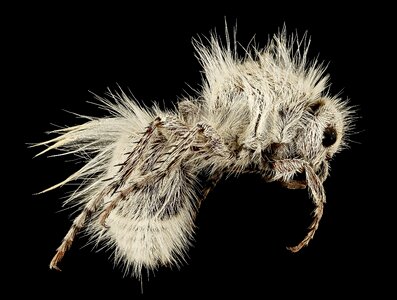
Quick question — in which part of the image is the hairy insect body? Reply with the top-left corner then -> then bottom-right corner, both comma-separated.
35,29 -> 353,278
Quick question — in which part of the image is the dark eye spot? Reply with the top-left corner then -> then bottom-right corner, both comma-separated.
322,126 -> 337,147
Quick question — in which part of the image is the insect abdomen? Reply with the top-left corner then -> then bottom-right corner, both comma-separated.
91,166 -> 199,277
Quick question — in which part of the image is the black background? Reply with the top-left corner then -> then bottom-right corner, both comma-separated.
8,3 -> 392,298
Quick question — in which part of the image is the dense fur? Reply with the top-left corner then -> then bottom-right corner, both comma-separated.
35,28 -> 354,278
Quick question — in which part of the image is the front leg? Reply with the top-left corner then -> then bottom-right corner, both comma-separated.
271,159 -> 326,252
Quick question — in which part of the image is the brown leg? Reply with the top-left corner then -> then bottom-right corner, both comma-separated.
50,190 -> 107,270
286,163 -> 326,252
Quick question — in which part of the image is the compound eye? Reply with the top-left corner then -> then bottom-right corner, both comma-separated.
322,126 -> 337,147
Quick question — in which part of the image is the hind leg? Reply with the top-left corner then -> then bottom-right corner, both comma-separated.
100,116 -> 230,226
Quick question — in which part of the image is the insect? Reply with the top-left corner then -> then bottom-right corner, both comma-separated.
34,27 -> 354,279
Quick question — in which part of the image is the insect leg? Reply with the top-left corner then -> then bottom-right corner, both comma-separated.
98,116 -> 192,225
271,159 -> 326,252
115,116 -> 163,187
100,117 -> 228,226
50,189 -> 109,270
141,120 -> 229,182
98,117 -> 163,225
287,163 -> 326,252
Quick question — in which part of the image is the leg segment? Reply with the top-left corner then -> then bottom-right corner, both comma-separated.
272,159 -> 326,252
50,189 -> 108,270
100,117 -> 229,226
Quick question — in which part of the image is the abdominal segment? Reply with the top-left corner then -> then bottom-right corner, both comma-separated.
91,167 -> 199,277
